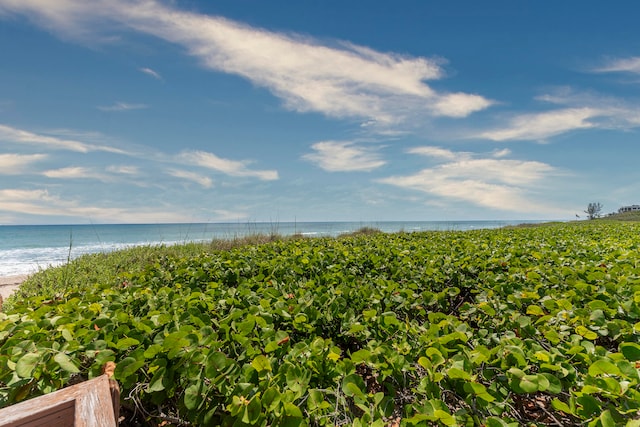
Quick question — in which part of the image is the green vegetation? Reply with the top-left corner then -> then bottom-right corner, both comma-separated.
601,211 -> 640,222
2,222 -> 640,426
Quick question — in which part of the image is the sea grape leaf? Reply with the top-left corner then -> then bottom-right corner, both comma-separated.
350,349 -> 371,364
576,395 -> 600,417
251,355 -> 272,374
147,366 -> 166,392
54,353 -> 80,373
518,375 -> 540,393
551,398 -> 573,415
342,374 -> 366,399
115,337 -> 140,350
588,360 -> 621,376
447,367 -> 471,380
262,387 -> 281,412
114,356 -> 145,381
242,395 -> 262,424
15,353 -> 40,378
434,409 -> 456,426
620,343 -> 640,361
485,417 -> 511,427
283,402 -> 303,418
184,382 -> 202,410
538,373 -> 562,394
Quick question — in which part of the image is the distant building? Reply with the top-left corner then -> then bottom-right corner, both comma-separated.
619,204 -> 640,213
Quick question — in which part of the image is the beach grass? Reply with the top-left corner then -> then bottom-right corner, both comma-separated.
4,233 -> 292,311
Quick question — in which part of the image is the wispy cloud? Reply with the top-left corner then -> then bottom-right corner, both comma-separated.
0,123 -> 128,153
378,146 -> 565,214
42,166 -> 111,181
0,153 -> 47,174
593,56 -> 640,74
106,165 -> 139,175
168,168 -> 213,188
178,150 -> 278,181
139,66 -> 162,80
97,101 -> 148,112
303,141 -> 386,172
406,146 -> 462,161
0,188 -> 201,223
478,108 -> 598,141
476,85 -> 640,142
0,0 -> 492,130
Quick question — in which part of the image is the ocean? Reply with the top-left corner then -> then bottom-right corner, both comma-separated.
0,221 -> 538,277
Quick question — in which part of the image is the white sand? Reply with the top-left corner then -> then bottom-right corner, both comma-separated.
0,274 -> 28,300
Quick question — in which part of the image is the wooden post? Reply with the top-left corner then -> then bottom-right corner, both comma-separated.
0,372 -> 119,427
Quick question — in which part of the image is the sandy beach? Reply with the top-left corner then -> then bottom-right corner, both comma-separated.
0,275 -> 27,301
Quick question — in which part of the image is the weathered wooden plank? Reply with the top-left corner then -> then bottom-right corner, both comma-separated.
0,375 -> 117,427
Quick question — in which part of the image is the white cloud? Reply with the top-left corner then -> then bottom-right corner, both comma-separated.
178,150 -> 278,181
0,187 -> 200,223
378,147 -> 565,214
478,108 -> 598,141
303,141 -> 386,172
97,102 -> 148,111
0,153 -> 47,174
106,165 -> 139,175
477,86 -> 640,142
0,123 -> 127,153
593,57 -> 640,74
42,166 -> 111,181
431,92 -> 493,118
406,146 -> 463,161
0,0 -> 492,129
139,67 -> 162,80
168,168 -> 213,188
492,148 -> 511,158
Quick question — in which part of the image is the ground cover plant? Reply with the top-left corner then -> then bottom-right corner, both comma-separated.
1,222 -> 640,426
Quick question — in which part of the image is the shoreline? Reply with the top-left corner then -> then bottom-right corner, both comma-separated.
0,274 -> 28,300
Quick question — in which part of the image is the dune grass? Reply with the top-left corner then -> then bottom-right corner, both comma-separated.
5,233 -> 291,311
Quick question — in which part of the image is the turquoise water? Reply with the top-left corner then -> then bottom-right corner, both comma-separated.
0,221 -> 538,276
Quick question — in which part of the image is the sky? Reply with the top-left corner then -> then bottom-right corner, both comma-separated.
1,1 -> 639,224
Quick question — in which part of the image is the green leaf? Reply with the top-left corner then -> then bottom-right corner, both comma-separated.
551,398 -> 573,414
418,356 -> 431,370
114,356 -> 145,381
588,360 -> 621,376
264,340 -> 280,353
576,395 -> 600,417
350,349 -> 371,364
262,387 -> 281,412
575,325 -> 598,340
342,374 -> 366,399
518,375 -> 540,393
307,389 -> 326,411
206,351 -> 229,377
485,417 -> 511,427
251,355 -> 272,374
620,343 -> 640,361
147,366 -> 166,392
434,409 -> 456,426
283,402 -> 303,418
162,331 -> 190,352
246,396 -> 262,424
15,353 -> 40,378
599,409 -> 616,427
115,337 -> 140,350
184,382 -> 202,410
447,367 -> 471,380
538,373 -> 562,394
54,353 -> 80,373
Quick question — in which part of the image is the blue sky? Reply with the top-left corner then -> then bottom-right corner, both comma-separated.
1,1 -> 639,224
